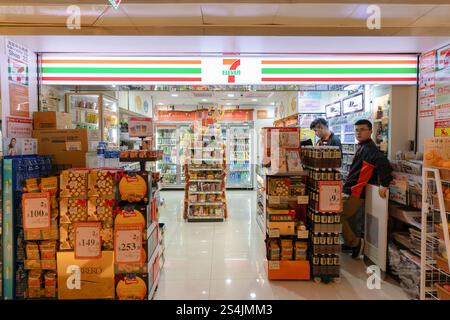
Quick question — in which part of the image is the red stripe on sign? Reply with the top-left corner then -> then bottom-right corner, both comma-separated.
42,77 -> 202,82
261,77 -> 417,82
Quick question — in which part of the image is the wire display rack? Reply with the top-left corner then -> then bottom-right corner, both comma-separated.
420,168 -> 450,300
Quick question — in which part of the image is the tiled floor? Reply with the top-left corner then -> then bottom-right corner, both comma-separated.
154,190 -> 410,300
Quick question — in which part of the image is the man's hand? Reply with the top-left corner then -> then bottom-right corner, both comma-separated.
379,186 -> 388,199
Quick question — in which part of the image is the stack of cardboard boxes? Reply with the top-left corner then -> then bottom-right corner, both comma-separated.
32,111 -> 89,168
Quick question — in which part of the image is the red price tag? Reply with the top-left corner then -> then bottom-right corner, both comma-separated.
22,192 -> 51,231
74,222 -> 102,259
114,224 -> 143,264
318,181 -> 343,213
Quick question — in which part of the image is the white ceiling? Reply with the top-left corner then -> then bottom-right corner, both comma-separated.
7,35 -> 449,54
1,3 -> 450,36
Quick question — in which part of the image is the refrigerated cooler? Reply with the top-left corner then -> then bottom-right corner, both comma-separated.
156,122 -> 254,190
65,93 -> 119,146
223,124 -> 253,189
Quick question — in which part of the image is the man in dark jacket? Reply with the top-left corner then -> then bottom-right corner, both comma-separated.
310,118 -> 342,154
342,119 -> 393,259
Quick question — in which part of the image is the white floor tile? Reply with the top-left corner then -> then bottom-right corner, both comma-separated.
209,278 -> 276,300
158,190 -> 410,300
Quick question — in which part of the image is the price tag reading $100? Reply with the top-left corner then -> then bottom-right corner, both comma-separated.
115,225 -> 143,264
22,192 -> 51,231
75,222 -> 102,259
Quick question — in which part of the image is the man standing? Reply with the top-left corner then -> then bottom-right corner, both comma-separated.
310,118 -> 342,154
342,119 -> 393,259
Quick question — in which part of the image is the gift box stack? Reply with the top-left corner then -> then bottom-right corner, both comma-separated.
114,171 -> 158,300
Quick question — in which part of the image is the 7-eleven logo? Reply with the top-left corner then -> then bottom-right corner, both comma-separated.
222,59 -> 241,83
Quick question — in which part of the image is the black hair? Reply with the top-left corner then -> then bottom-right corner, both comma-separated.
354,119 -> 372,130
8,138 -> 16,149
310,118 -> 328,130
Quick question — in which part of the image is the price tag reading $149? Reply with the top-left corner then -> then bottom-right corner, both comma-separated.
75,222 -> 102,259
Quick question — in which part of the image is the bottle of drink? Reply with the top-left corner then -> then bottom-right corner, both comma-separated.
97,141 -> 105,168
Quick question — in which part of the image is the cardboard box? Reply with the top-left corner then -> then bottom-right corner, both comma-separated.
33,112 -> 72,130
267,221 -> 296,235
57,251 -> 115,300
32,129 -> 88,154
51,151 -> 86,168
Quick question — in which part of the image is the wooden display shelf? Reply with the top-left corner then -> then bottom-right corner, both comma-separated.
265,260 -> 310,280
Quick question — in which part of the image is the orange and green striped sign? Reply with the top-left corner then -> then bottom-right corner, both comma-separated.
40,55 -> 418,85
40,57 -> 202,84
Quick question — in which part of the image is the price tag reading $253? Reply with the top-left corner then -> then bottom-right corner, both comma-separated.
115,224 -> 143,264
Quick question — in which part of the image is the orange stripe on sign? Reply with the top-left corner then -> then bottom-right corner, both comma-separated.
41,59 -> 202,65
223,59 -> 239,65
261,60 -> 417,65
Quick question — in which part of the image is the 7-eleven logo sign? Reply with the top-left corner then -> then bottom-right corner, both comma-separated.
222,59 -> 241,83
108,0 -> 121,9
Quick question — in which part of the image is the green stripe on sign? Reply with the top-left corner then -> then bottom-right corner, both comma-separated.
42,67 -> 202,74
261,67 -> 417,74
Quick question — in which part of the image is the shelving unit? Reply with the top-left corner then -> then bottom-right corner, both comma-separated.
225,125 -> 253,189
156,127 -> 178,187
420,168 -> 450,300
183,123 -> 227,222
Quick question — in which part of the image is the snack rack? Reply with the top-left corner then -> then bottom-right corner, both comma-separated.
263,171 -> 311,280
302,146 -> 343,284
420,168 -> 450,300
183,123 -> 227,222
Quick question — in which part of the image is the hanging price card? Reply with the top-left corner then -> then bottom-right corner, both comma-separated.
297,195 -> 309,204
74,222 -> 102,259
22,192 -> 51,231
114,224 -> 143,264
268,228 -> 280,238
318,181 -> 342,213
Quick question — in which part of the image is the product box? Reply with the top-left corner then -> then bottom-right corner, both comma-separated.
424,137 -> 450,169
59,169 -> 89,198
117,171 -> 150,204
267,221 -> 296,236
88,170 -> 119,198
114,203 -> 148,229
294,241 -> 308,261
33,111 -> 72,130
115,273 -> 149,300
3,138 -> 38,156
88,197 -> 114,227
60,198 -> 88,224
59,222 -> 113,251
32,129 -> 88,153
57,251 -> 115,300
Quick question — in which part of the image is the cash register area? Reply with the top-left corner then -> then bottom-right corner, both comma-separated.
154,191 -> 409,300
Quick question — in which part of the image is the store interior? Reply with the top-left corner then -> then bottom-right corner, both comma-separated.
32,82 -> 417,299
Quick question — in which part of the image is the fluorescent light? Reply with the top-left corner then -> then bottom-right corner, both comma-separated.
201,99 -> 208,102
251,98 -> 258,102
171,93 -> 179,97
250,293 -> 256,299
226,279 -> 232,284
157,102 -> 164,105
226,103 -> 232,106
270,102 -> 275,106
227,93 -> 235,98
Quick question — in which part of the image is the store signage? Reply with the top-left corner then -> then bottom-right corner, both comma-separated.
108,0 -> 121,9
297,195 -> 309,204
7,39 -> 30,118
22,192 -> 51,231
9,83 -> 30,118
6,117 -> 32,138
419,50 -> 436,118
436,44 -> 450,71
40,55 -> 418,85
6,39 -> 28,64
114,224 -> 143,264
318,181 -> 342,213
268,229 -> 280,238
128,116 -> 153,137
74,222 -> 102,259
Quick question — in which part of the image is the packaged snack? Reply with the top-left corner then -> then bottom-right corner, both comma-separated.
189,194 -> 197,203
268,240 -> 280,260
281,239 -> 293,260
28,270 -> 42,288
294,241 -> 308,261
117,172 -> 149,203
44,271 -> 57,298
88,197 -> 114,227
199,194 -> 206,203
59,169 -> 88,198
115,204 -> 147,228
23,178 -> 40,193
25,260 -> 41,269
27,288 -> 41,299
41,222 -> 59,240
26,242 -> 40,260
115,273 -> 148,300
88,170 -> 116,198
101,227 -> 114,250
40,176 -> 59,196
60,198 -> 88,223
41,260 -> 57,270
39,241 -> 57,260
120,150 -> 130,158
